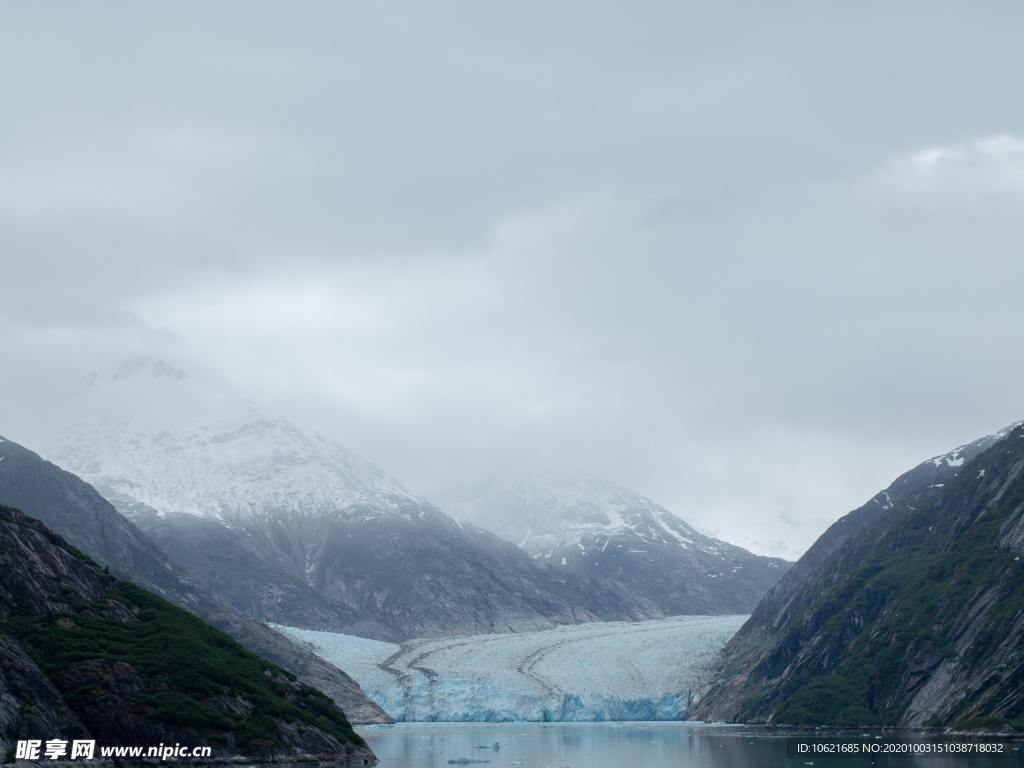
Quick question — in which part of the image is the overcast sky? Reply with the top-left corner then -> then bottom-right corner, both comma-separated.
2,2 -> 1023,558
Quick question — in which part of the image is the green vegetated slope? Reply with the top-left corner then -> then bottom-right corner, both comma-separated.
698,424 -> 1024,729
0,506 -> 374,763
0,434 -> 389,724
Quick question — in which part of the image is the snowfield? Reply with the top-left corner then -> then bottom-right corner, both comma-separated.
277,615 -> 746,722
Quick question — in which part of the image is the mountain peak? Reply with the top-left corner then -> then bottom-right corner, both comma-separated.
47,368 -> 419,524
924,418 -> 1024,470
444,468 -> 711,557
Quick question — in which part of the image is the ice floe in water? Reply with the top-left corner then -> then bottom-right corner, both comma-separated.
277,615 -> 746,722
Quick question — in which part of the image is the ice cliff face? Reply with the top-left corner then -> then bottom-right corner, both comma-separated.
446,470 -> 791,615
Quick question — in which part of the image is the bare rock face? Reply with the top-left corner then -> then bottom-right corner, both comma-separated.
134,500 -> 603,642
0,507 -> 376,763
696,422 -> 1024,730
0,637 -> 91,759
0,435 -> 390,724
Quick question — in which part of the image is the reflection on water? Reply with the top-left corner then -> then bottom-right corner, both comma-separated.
359,722 -> 1024,768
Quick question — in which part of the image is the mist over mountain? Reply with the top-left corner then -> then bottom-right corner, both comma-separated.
3,0 -> 1024,578
446,469 -> 790,614
41,361 -> 787,639
2,2 -> 1024,758
42,363 -> 614,639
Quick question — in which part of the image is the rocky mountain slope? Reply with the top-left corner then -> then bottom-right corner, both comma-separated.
0,507 -> 375,763
43,362 -> 624,640
140,499 -> 613,640
0,434 -> 389,724
446,470 -> 790,615
696,421 -> 1024,729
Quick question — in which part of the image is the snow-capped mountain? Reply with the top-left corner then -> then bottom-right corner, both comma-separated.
44,360 -> 616,640
447,469 -> 730,559
53,358 -> 420,524
0,432 -> 389,723
445,469 -> 791,614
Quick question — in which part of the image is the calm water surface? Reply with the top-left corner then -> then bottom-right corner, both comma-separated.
359,722 -> 1024,768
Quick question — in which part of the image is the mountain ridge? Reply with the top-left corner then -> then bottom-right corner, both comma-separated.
0,506 -> 375,763
0,434 -> 390,723
41,378 -> 609,640
42,364 -> 787,640
446,469 -> 791,615
695,420 -> 1024,728
39,361 -> 792,641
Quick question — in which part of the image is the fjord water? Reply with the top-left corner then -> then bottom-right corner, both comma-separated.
360,722 -> 1024,768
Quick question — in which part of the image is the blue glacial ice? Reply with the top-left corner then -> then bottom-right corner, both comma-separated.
276,615 -> 746,722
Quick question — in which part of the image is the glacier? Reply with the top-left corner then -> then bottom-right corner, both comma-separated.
277,615 -> 746,722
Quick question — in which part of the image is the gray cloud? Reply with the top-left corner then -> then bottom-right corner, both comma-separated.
2,2 -> 1023,558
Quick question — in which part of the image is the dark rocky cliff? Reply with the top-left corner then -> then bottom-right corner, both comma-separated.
0,507 -> 375,763
696,423 -> 1024,729
0,435 -> 389,723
